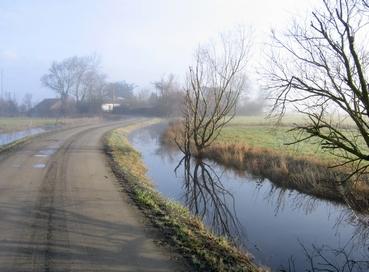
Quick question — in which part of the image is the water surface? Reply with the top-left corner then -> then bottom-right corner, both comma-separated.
0,127 -> 46,146
129,124 -> 369,271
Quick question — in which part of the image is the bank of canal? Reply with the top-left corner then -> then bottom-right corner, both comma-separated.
129,123 -> 369,271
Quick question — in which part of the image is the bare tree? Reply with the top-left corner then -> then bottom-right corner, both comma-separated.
179,28 -> 251,156
363,0 -> 369,9
104,81 -> 135,101
153,74 -> 183,116
41,58 -> 74,115
265,0 -> 369,180
78,70 -> 107,113
70,55 -> 100,107
41,55 -> 100,115
0,93 -> 18,117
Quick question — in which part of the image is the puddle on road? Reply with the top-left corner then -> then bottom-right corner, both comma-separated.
32,163 -> 46,169
47,140 -> 62,149
34,154 -> 48,157
33,144 -> 61,158
35,149 -> 56,157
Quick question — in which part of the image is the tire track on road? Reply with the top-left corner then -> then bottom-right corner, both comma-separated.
29,123 -> 131,271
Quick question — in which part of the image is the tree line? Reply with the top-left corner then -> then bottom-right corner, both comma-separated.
40,56 -> 135,115
37,55 -> 187,116
38,54 -> 262,118
0,92 -> 33,117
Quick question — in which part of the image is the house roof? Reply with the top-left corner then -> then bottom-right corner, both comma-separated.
31,98 -> 60,113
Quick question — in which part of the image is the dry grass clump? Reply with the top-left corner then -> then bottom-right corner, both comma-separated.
205,143 -> 342,200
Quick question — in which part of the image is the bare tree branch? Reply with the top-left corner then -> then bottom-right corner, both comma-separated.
265,0 -> 369,181
180,27 -> 251,156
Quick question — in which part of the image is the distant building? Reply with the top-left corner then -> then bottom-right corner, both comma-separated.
101,103 -> 121,112
101,97 -> 125,112
29,98 -> 75,117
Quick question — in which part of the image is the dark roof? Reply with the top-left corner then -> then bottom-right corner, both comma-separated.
31,98 -> 60,112
29,98 -> 64,117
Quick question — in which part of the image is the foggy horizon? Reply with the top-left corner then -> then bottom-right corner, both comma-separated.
0,0 -> 316,103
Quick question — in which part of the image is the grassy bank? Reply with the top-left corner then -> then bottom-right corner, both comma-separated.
104,121 -> 266,272
161,118 -> 369,211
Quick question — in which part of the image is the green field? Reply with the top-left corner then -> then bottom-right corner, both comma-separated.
217,115 -> 334,161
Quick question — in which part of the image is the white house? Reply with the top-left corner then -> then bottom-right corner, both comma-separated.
101,103 -> 120,112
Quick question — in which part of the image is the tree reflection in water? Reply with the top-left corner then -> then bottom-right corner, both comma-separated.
174,154 -> 369,270
152,127 -> 369,270
282,239 -> 369,272
281,195 -> 369,272
174,155 -> 245,246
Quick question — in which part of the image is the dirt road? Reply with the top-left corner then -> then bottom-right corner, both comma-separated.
0,118 -> 182,272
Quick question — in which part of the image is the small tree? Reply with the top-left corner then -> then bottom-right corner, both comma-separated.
153,74 -> 183,116
265,0 -> 369,180
78,70 -> 107,113
179,29 -> 251,155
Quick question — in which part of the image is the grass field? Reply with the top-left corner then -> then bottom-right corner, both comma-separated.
163,115 -> 330,160
0,117 -> 102,133
216,115 -> 334,162
0,117 -> 62,133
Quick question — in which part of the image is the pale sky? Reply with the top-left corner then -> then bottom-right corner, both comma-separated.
0,0 -> 317,102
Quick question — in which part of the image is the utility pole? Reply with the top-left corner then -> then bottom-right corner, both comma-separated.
1,69 -> 3,99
